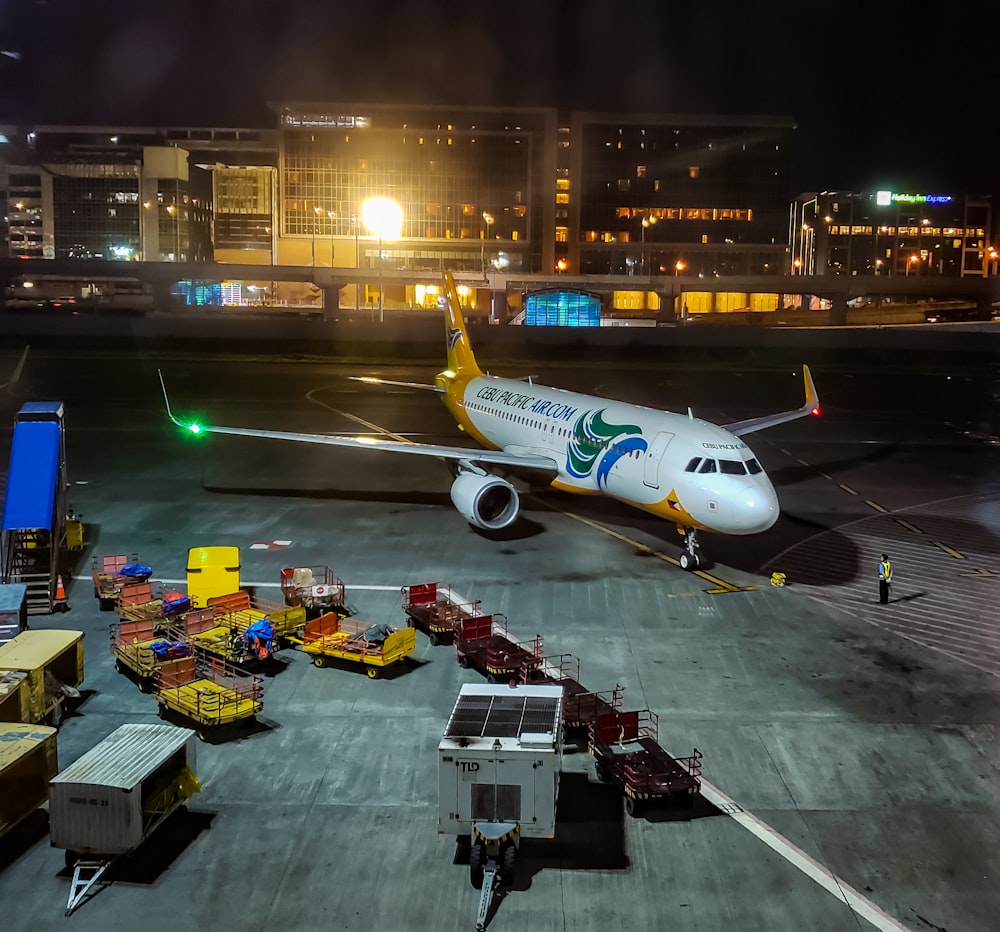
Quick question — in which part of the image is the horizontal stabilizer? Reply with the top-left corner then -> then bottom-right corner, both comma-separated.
349,376 -> 444,393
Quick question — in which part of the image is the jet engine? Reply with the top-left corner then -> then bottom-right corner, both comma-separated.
450,470 -> 520,530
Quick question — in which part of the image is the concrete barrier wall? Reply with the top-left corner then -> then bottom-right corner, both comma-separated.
2,308 -> 998,367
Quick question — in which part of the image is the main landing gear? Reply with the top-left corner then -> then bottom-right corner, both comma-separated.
677,527 -> 702,571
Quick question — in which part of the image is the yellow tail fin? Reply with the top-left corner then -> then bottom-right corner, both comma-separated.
442,273 -> 482,377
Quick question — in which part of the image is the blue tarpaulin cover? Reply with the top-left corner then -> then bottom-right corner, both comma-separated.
2,420 -> 60,531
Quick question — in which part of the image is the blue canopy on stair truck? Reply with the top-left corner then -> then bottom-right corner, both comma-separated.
2,421 -> 60,531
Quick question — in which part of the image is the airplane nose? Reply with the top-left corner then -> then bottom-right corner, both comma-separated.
733,487 -> 779,532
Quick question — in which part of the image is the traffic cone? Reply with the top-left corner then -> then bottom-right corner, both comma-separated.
53,574 -> 69,613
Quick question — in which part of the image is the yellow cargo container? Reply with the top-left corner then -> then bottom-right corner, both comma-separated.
0,670 -> 32,723
0,629 -> 85,724
0,722 -> 58,837
186,546 -> 241,608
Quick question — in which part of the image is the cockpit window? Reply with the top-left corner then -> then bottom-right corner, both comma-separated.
746,458 -> 762,475
719,459 -> 746,475
685,457 -> 702,472
697,459 -> 717,474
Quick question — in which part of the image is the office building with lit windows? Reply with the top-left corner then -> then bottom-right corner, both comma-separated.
791,190 -> 994,278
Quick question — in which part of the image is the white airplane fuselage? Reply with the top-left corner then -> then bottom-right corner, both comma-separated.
445,373 -> 779,535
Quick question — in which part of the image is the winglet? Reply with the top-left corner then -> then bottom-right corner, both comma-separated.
803,364 -> 820,415
158,370 -> 184,428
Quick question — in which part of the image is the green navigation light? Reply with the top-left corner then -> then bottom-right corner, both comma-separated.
188,423 -> 202,434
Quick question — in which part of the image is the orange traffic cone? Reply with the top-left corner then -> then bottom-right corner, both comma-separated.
53,575 -> 69,613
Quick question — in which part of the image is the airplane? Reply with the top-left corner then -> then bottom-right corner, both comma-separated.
160,273 -> 820,571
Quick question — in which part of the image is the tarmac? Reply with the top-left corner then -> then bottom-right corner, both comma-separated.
0,346 -> 998,932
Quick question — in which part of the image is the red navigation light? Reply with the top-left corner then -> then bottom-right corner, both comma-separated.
811,406 -> 821,417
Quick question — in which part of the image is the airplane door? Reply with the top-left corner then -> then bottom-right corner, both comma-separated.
643,432 -> 675,489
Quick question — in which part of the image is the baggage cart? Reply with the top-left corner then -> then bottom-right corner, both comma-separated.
109,615 -> 201,692
401,581 -> 480,646
589,709 -> 702,817
0,629 -> 84,724
439,684 -> 563,930
280,566 -> 348,618
455,614 -> 543,684
0,722 -> 58,838
291,612 -> 415,678
92,554 -> 150,612
49,723 -> 200,914
207,590 -> 306,651
524,653 -> 625,734
153,650 -> 262,739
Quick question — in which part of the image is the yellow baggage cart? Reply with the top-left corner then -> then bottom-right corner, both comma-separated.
291,613 -> 415,679
153,650 -> 262,740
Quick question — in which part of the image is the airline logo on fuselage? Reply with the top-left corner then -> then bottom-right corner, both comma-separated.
448,328 -> 464,350
567,408 -> 647,487
475,385 -> 579,421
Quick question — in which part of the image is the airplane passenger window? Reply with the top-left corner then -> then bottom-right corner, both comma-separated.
698,459 -> 717,473
720,460 -> 746,475
685,457 -> 702,472
746,458 -> 762,474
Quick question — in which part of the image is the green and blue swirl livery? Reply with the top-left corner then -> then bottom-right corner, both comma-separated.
566,408 -> 647,487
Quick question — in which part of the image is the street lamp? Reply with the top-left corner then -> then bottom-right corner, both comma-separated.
906,254 -> 920,277
312,205 -> 321,269
481,211 -> 494,279
641,215 -> 657,274
674,259 -> 686,276
362,197 -> 403,324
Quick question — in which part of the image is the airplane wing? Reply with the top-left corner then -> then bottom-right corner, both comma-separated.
159,371 -> 558,473
724,365 -> 820,437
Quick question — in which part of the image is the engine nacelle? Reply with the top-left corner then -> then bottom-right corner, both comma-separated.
450,470 -> 520,531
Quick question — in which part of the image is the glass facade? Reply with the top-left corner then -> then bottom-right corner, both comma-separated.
572,115 -> 793,276
278,105 -> 553,273
51,163 -> 141,260
525,289 -> 602,326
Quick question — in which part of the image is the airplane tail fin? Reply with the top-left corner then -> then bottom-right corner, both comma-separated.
442,273 -> 482,377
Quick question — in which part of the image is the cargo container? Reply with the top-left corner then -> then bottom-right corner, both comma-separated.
0,722 -> 58,837
49,723 -> 199,861
186,546 -> 240,607
439,683 -> 563,929
0,628 -> 84,723
0,583 -> 28,645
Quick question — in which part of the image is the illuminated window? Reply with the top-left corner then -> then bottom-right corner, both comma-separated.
689,166 -> 700,179
555,226 -> 568,243
555,193 -> 569,204
556,178 -> 570,190
636,165 -> 646,178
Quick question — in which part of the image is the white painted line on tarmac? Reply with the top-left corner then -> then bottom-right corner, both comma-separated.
699,780 -> 911,931
73,576 -> 402,592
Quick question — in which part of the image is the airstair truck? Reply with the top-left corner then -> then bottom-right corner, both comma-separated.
439,683 -> 563,931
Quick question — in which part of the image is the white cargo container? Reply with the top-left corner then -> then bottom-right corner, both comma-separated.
49,723 -> 199,861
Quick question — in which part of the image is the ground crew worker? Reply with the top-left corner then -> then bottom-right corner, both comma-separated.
878,553 -> 892,604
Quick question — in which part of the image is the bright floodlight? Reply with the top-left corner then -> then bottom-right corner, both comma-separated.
362,197 -> 403,240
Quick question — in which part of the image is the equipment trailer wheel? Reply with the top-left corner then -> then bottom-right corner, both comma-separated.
313,656 -> 329,668
501,844 -> 516,882
625,795 -> 643,818
469,842 -> 484,889
429,632 -> 441,646
366,666 -> 379,679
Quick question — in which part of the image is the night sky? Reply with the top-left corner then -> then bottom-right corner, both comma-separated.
1,0 -> 998,197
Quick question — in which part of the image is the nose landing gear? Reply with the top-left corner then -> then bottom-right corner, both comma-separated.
677,527 -> 702,571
